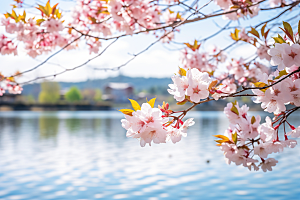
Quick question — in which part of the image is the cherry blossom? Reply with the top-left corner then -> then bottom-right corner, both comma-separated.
252,82 -> 291,115
42,19 -> 64,33
186,69 -> 211,103
268,43 -> 289,70
269,0 -> 283,7
121,103 -> 169,147
258,116 -> 276,142
282,44 -> 300,68
168,75 -> 189,102
261,158 -> 278,172
257,45 -> 271,60
287,126 -> 300,138
167,118 -> 195,144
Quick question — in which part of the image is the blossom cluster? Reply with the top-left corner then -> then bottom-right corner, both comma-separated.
120,99 -> 194,147
0,34 -> 17,55
179,39 -> 271,101
71,0 -> 180,53
0,74 -> 22,96
214,0 -> 282,20
0,0 -> 183,57
252,67 -> 300,114
1,2 -> 78,58
217,102 -> 298,172
168,68 -> 213,103
180,44 -> 226,73
251,37 -> 300,115
215,22 -> 300,171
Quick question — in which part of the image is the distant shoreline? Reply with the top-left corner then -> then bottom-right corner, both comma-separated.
0,102 -> 111,111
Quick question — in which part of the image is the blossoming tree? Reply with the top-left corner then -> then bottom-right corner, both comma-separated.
1,0 -> 300,172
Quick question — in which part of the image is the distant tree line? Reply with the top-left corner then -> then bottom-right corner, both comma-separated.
38,82 -> 102,104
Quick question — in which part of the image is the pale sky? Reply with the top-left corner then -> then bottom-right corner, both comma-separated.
0,0 -> 292,83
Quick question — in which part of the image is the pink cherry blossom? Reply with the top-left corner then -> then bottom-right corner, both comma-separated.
254,143 -> 273,158
186,68 -> 211,103
257,45 -> 271,60
214,0 -> 232,9
268,43 -> 289,70
168,75 -> 189,102
139,127 -> 168,147
212,78 -> 237,100
269,0 -> 283,7
282,44 -> 300,68
42,19 -> 64,33
258,116 -> 276,142
167,119 -> 194,144
287,126 -> 300,138
261,158 -> 278,172
121,103 -> 168,147
253,83 -> 291,114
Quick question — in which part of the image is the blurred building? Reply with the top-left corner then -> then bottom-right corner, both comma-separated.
103,83 -> 134,103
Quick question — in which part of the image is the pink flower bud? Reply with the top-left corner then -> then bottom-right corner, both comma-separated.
166,103 -> 169,110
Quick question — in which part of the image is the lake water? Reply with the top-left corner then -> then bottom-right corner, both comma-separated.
0,111 -> 299,200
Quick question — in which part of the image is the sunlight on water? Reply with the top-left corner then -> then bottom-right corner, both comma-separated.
0,111 -> 299,200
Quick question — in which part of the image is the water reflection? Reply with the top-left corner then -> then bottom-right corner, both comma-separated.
0,111 -> 299,200
39,117 -> 60,139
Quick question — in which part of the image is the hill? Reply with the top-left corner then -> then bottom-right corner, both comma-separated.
22,75 -> 172,98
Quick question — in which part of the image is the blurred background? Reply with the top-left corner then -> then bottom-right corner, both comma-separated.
1,0 -> 300,199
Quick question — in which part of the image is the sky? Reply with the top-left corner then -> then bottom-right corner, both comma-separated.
0,0 -> 296,83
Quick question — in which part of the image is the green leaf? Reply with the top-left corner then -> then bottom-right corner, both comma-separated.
45,0 -> 51,16
36,19 -> 45,26
253,82 -> 268,92
179,67 -> 186,76
52,3 -> 59,15
251,116 -> 256,124
232,100 -> 238,106
23,10 -> 26,20
214,135 -> 230,140
275,69 -> 287,79
147,97 -> 156,108
231,104 -> 239,115
128,99 -> 141,111
177,100 -> 187,105
55,10 -> 62,19
278,34 -> 286,43
298,20 -> 300,39
254,82 -> 267,88
245,0 -> 253,5
4,13 -> 11,19
283,21 -> 294,43
232,132 -> 237,144
37,5 -> 47,15
230,5 -> 240,9
273,36 -> 285,44
119,109 -> 134,116
248,27 -> 260,38
230,28 -> 240,41
214,135 -> 232,146
11,9 -> 19,22
261,23 -> 267,39
264,29 -> 270,40
273,37 -> 281,44
208,80 -> 218,91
